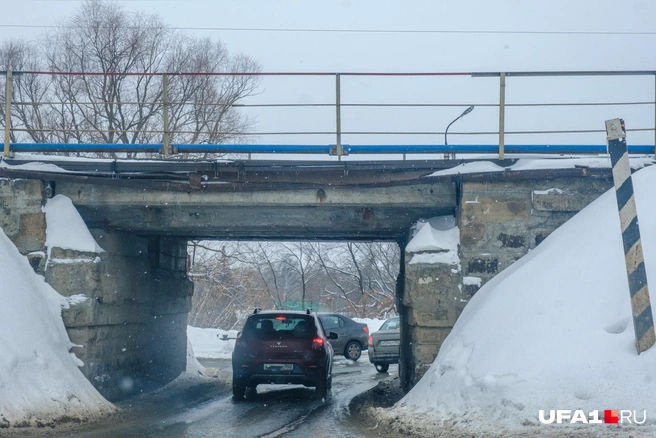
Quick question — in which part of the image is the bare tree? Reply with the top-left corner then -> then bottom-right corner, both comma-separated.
360,242 -> 399,317
240,242 -> 287,310
187,240 -> 400,328
0,40 -> 51,144
278,242 -> 322,310
187,241 -> 273,329
0,0 -> 261,157
311,242 -> 399,318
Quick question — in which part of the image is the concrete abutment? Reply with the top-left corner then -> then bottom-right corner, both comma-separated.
399,176 -> 613,388
1,177 -> 194,402
50,231 -> 192,400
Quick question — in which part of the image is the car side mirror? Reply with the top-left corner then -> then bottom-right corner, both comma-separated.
329,332 -> 338,340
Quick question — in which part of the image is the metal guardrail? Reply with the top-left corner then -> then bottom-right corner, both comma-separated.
2,70 -> 656,159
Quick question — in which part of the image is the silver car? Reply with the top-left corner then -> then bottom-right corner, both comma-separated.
368,316 -> 400,373
318,313 -> 369,361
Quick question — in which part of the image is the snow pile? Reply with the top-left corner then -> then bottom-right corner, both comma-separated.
428,161 -> 506,176
427,156 -> 654,177
169,338 -> 207,382
407,216 -> 460,266
391,165 -> 656,433
354,318 -> 386,334
509,156 -> 653,172
0,160 -> 73,173
43,195 -> 105,257
187,326 -> 240,359
0,228 -> 113,427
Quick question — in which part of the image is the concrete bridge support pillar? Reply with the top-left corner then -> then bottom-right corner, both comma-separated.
1,178 -> 193,400
400,177 -> 613,390
49,231 -> 192,401
400,241 -> 465,391
0,179 -> 47,271
146,236 -> 194,388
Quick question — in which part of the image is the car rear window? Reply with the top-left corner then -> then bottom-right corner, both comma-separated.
319,315 -> 344,330
243,314 -> 316,339
381,318 -> 400,330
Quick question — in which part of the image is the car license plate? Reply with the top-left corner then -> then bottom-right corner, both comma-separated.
264,363 -> 293,371
380,340 -> 400,346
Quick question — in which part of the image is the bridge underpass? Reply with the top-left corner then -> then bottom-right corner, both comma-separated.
1,67 -> 654,400
0,157 -> 631,398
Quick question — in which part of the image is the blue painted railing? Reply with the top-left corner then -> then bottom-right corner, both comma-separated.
3,70 -> 656,158
9,143 -> 655,155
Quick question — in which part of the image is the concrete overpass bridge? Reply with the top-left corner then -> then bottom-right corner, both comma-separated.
12,159 -> 460,241
2,155 -> 644,399
1,69 -> 655,398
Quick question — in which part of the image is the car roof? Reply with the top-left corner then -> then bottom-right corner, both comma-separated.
252,310 -> 315,316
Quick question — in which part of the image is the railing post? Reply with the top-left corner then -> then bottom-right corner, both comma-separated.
161,73 -> 170,155
4,70 -> 13,158
498,72 -> 506,160
330,73 -> 345,160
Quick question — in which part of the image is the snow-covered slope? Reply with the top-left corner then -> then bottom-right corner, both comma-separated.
393,164 -> 656,434
0,202 -> 113,427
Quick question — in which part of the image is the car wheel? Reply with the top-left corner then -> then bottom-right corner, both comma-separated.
374,363 -> 389,373
245,385 -> 257,400
232,378 -> 246,400
344,341 -> 362,361
316,375 -> 328,399
326,375 -> 332,391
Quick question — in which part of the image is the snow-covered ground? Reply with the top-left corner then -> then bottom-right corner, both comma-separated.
0,197 -> 114,428
378,164 -> 656,436
355,318 -> 386,334
187,326 -> 240,359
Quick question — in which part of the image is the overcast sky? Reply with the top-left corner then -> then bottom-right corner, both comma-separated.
2,0 -> 656,151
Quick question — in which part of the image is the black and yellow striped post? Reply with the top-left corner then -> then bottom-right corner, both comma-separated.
605,118 -> 655,354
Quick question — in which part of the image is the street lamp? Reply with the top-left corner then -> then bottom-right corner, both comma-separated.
444,106 -> 474,159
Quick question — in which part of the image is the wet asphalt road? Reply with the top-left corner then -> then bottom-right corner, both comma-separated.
45,355 -> 397,438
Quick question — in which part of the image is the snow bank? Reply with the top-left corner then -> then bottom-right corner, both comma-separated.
43,195 -> 105,257
354,318 -> 387,334
428,161 -> 506,176
0,229 -> 113,427
392,165 -> 656,433
427,156 -> 654,177
187,326 -> 239,359
407,217 -> 460,267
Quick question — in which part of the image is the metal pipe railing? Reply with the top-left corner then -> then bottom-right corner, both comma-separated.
498,72 -> 506,160
8,143 -> 654,155
2,70 -> 656,159
3,70 -> 12,157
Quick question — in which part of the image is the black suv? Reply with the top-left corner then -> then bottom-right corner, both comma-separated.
231,309 -> 337,400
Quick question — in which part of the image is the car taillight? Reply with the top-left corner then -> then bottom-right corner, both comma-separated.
312,337 -> 324,349
363,326 -> 369,334
368,335 -> 373,348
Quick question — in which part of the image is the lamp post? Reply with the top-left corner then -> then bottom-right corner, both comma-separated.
444,105 -> 474,159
